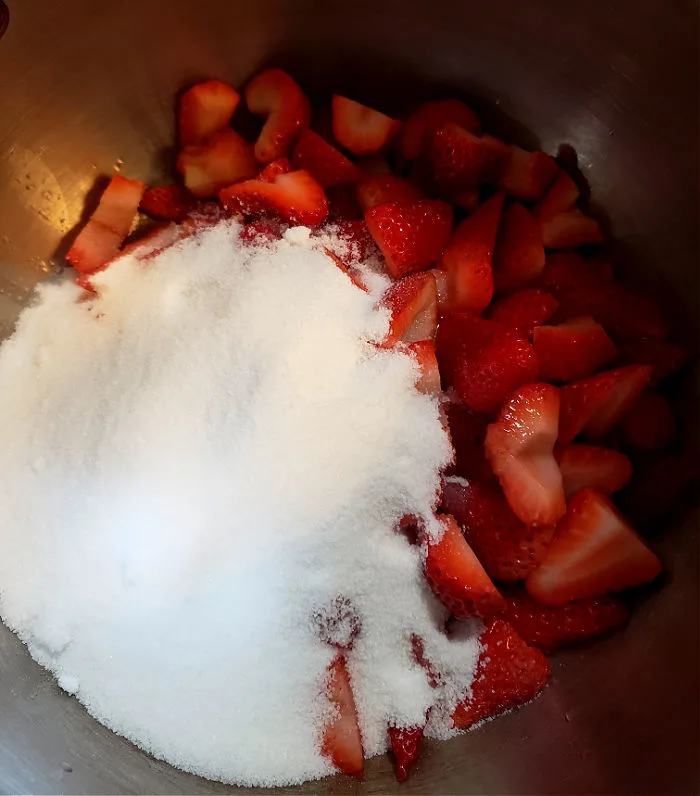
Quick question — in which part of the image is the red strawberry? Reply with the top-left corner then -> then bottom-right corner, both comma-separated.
246,68 -> 310,163
355,155 -> 392,176
541,209 -> 604,249
326,185 -> 363,221
451,619 -> 550,729
424,514 -> 506,620
329,219 -> 379,262
407,340 -> 441,395
365,200 -> 453,279
615,340 -> 691,384
526,488 -> 662,605
388,724 -> 424,783
502,588 -> 629,650
176,129 -> 257,197
220,169 -> 328,226
485,383 -> 566,526
291,129 -> 360,188
66,221 -> 122,275
139,185 -> 195,222
400,99 -> 481,160
239,220 -> 280,245
533,169 -> 579,223
499,146 -> 559,201
443,403 -> 494,483
492,203 -> 545,293
620,390 -> 676,451
428,267 -> 449,313
533,316 -> 617,382
321,657 -> 364,779
556,443 -> 632,497
428,123 -> 510,191
355,175 -> 425,212
332,95 -> 400,156
322,248 -> 367,292
439,192 -> 505,313
257,157 -> 291,182
178,80 -> 240,146
442,478 -> 555,582
380,272 -> 438,346
486,289 -> 559,338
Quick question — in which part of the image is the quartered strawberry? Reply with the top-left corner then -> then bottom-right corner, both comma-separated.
220,168 -> 328,226
428,123 -> 510,191
428,267 -> 449,313
526,488 -> 662,605
442,478 -> 555,582
380,272 -> 438,346
257,157 -> 291,182
178,79 -> 241,146
424,514 -> 506,620
558,365 -> 652,444
329,219 -> 378,262
400,98 -> 481,160
291,129 -> 360,188
443,403 -> 494,483
499,146 -> 559,202
355,175 -> 425,213
365,200 -> 453,279
326,184 -> 363,221
246,68 -> 310,163
321,657 -> 364,779
502,588 -> 629,650
388,724 -> 425,783
533,316 -> 617,382
139,185 -> 195,222
438,192 -> 505,313
485,383 -> 566,526
541,209 -> 604,249
451,618 -> 550,729
620,390 -> 676,451
486,289 -> 559,338
492,203 -> 545,293
176,129 -> 257,197
556,443 -> 632,497
407,340 -> 441,395
615,340 -> 691,384
332,95 -> 401,156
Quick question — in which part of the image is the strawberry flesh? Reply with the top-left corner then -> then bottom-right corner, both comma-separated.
557,443 -> 632,497
400,99 -> 481,160
291,129 -> 360,188
176,128 -> 257,197
321,657 -> 364,779
486,289 -> 559,338
355,175 -> 425,212
332,95 -> 400,156
380,272 -> 438,346
499,146 -> 558,201
178,80 -> 240,146
492,202 -> 545,293
533,316 -> 617,382
139,185 -> 195,222
428,123 -> 510,191
406,341 -> 442,395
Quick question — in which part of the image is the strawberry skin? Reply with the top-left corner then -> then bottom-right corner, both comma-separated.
332,95 -> 400,156
291,129 -> 360,188
388,724 -> 424,783
257,157 -> 291,182
556,443 -> 632,497
355,175 -> 425,212
443,403 -> 494,483
139,185 -> 195,222
400,98 -> 481,160
176,128 -> 257,198
178,79 -> 240,146
321,657 -> 364,779
492,202 -> 545,293
533,316 -> 617,382
499,146 -> 558,201
486,289 -> 559,338
380,272 -> 438,346
428,123 -> 510,190
620,390 -> 676,451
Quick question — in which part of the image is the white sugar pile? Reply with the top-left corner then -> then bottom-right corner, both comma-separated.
0,220 -> 481,786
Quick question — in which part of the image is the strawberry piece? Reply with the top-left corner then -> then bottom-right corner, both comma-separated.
321,657 -> 364,779
411,634 -> 441,688
446,187 -> 481,213
326,185 -> 362,221
380,272 -> 437,346
239,220 -> 280,245
615,340 -> 691,383
220,169 -> 328,226
557,443 -> 632,497
439,192 -> 505,313
620,390 -> 676,451
492,203 -> 545,293
407,340 -> 441,395
541,209 -> 604,249
322,249 -> 367,292
178,80 -> 240,146
365,200 -> 453,279
257,158 -> 291,182
443,403 -> 494,482
451,618 -> 550,729
176,129 -> 257,198
428,267 -> 449,313
246,68 -> 310,163
139,185 -> 195,222
533,316 -> 617,382
428,123 -> 510,191
355,155 -> 392,176
499,146 -> 559,202
502,588 -> 629,650
486,289 -> 559,338
329,219 -> 378,262
355,175 -> 425,213
442,478 -> 555,582
533,169 -> 579,223
389,724 -> 424,783
400,99 -> 481,160
485,383 -> 566,526
291,129 -> 360,188
332,95 -> 400,156
558,365 -> 652,444
66,221 -> 122,275
526,488 -> 662,605
424,514 -> 505,619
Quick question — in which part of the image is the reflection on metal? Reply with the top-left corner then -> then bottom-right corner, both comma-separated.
0,2 -> 7,41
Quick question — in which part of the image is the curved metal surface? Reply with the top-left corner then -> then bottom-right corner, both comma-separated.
0,1 -> 698,794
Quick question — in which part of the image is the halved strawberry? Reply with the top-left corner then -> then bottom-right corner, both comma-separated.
380,272 -> 437,346
485,383 -> 566,526
428,123 -> 510,191
556,443 -> 632,497
321,657 -> 364,779
499,146 -> 559,202
139,185 -> 195,222
257,157 -> 291,182
526,488 -> 662,605
485,289 -> 559,338
615,340 -> 691,384
533,316 -> 617,382
178,79 -> 241,146
443,403 -> 494,483
406,340 -> 441,395
332,95 -> 400,156
388,724 -> 425,783
451,619 -> 550,729
365,200 -> 453,279
492,203 -> 545,293
355,175 -> 425,213
620,390 -> 676,451
438,192 -> 505,313
541,209 -> 604,249
246,68 -> 310,163
176,129 -> 257,197
291,129 -> 360,188
220,168 -> 328,226
400,99 -> 481,160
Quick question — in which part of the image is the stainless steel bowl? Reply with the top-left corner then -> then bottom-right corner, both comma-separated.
0,1 -> 697,793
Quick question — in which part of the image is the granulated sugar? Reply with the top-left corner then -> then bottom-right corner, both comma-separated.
0,220 -> 481,786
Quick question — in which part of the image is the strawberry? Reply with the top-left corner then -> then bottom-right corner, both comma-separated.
485,383 -> 566,526
406,341 -> 441,395
257,158 -> 291,182
620,390 -> 676,451
326,185 -> 363,221
428,123 -> 510,191
66,221 -> 122,275
428,267 -> 449,313
246,68 -> 310,163
332,95 -> 401,156
533,316 -> 617,382
355,175 -> 425,213
400,99 -> 481,160
556,443 -> 632,497
380,272 -> 437,346
424,514 -> 506,620
178,80 -> 240,146
502,588 -> 629,650
492,203 -> 545,293
558,365 -> 652,444
443,403 -> 494,483
321,657 -> 364,779
533,169 -> 579,224
365,200 -> 453,279
220,169 -> 328,226
388,724 -> 424,783
486,289 -> 559,338
355,155 -> 392,176
451,619 -> 550,729
291,129 -> 360,188
526,488 -> 662,605
438,192 -> 505,313
322,249 -> 367,292
329,219 -> 378,262
442,478 -> 555,582
176,129 -> 257,197
139,185 -> 195,222
615,340 -> 691,384
540,209 -> 604,249
499,146 -> 559,202
239,220 -> 280,245
446,187 -> 480,213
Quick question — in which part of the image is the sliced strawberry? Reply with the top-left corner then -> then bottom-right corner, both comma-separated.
485,383 -> 566,526
533,169 -> 579,223
438,192 -> 505,313
400,99 -> 481,160
380,272 -> 437,346
176,129 -> 257,198
66,221 -> 123,274
492,203 -> 545,293
533,317 -> 617,382
332,95 -> 400,156
615,340 -> 691,384
428,267 -> 449,313
246,68 -> 310,163
321,657 -> 364,779
451,618 -> 550,729
558,365 -> 652,444
139,185 -> 195,222
541,209 -> 604,249
407,340 -> 441,395
411,634 -> 442,688
557,443 -> 632,497
355,175 -> 425,213
326,185 -> 363,221
388,724 -> 424,783
499,146 -> 559,202
220,169 -> 328,226
365,200 -> 453,279
428,123 -> 510,191
486,289 -> 559,338
322,248 -> 367,292
178,79 -> 241,146
291,129 -> 360,188
443,403 -> 494,483
257,157 -> 291,182
329,219 -> 378,262
239,220 -> 280,245
526,488 -> 662,605
620,390 -> 676,451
